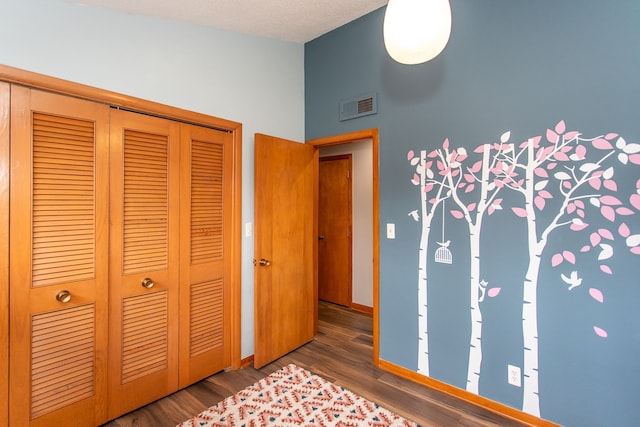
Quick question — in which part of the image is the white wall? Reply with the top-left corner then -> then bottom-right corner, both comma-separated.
320,140 -> 373,308
0,0 -> 304,358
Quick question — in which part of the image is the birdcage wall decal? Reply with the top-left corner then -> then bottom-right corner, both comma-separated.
435,201 -> 452,264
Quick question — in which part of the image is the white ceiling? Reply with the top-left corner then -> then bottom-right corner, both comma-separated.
68,0 -> 389,43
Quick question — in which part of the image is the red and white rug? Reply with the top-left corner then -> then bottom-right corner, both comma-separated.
178,364 -> 418,427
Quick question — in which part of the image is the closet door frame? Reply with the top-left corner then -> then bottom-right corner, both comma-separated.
0,81 -> 9,427
0,65 -> 243,377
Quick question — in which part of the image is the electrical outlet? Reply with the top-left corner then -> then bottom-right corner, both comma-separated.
508,365 -> 521,387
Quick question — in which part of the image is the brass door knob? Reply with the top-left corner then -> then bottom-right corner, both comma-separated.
56,290 -> 72,303
253,258 -> 271,267
141,278 -> 154,289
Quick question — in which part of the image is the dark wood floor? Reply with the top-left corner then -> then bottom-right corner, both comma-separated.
104,301 -> 529,427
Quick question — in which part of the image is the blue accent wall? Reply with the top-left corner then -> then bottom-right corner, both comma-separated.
305,2 -> 640,426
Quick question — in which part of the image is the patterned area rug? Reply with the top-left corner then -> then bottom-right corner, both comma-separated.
178,364 -> 418,426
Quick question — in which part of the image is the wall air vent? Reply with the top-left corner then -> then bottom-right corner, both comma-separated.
339,92 -> 377,121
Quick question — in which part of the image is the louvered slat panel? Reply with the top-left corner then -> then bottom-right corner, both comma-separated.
121,292 -> 168,383
190,278 -> 224,357
191,141 -> 224,264
123,130 -> 169,274
31,304 -> 95,418
32,113 -> 95,287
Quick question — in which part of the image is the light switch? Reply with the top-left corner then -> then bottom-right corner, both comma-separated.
387,223 -> 395,239
245,222 -> 253,237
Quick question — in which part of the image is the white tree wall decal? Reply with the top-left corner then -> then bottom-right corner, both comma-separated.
407,149 -> 450,375
490,120 -> 639,415
409,121 -> 640,418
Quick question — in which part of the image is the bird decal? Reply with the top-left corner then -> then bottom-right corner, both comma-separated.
408,210 -> 420,221
561,270 -> 582,291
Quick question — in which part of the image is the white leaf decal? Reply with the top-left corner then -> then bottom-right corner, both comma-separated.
626,234 -> 640,247
410,157 -> 420,166
618,153 -> 629,165
616,137 -> 627,149
623,143 -> 640,154
603,167 -> 615,180
554,171 -> 572,180
579,163 -> 600,173
590,197 -> 601,208
598,244 -> 613,261
534,180 -> 548,191
426,168 -> 434,179
500,131 -> 511,143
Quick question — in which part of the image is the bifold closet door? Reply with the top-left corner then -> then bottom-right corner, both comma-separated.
9,87 -> 110,426
178,124 -> 233,387
108,109 -> 180,420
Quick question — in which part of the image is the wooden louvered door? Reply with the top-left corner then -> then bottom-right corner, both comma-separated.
178,124 -> 232,387
108,109 -> 180,420
9,87 -> 110,426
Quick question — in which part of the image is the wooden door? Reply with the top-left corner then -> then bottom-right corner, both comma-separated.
178,124 -> 232,387
108,109 -> 180,419
318,156 -> 352,307
253,134 -> 317,368
9,87 -> 110,426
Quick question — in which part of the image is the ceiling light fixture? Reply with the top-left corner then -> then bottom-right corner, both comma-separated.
383,0 -> 452,65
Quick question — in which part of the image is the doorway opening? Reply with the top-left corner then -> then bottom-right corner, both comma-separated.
307,129 -> 380,364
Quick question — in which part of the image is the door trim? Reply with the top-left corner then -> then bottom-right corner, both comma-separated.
307,128 -> 380,365
0,65 -> 243,370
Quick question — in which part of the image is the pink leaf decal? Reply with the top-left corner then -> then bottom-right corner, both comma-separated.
427,150 -> 438,158
632,247 -> 640,255
600,195 -> 622,206
598,229 -> 614,240
590,232 -> 601,247
407,150 -> 415,161
464,173 -> 475,183
413,173 -> 420,183
593,326 -> 608,338
589,177 -> 602,191
575,200 -> 585,209
442,138 -> 449,150
551,253 -> 563,267
467,203 -> 477,212
512,207 -> 528,218
531,135 -> 542,146
534,195 -> 546,211
555,120 -> 566,134
605,133 -> 618,140
574,144 -> 587,159
604,180 -> 617,191
465,184 -> 475,193
589,288 -> 604,303
487,288 -> 501,298
424,183 -> 434,192
469,161 -> 482,173
563,251 -> 576,264
592,138 -> 614,150
581,245 -> 591,252
474,145 -> 486,154
546,129 -> 559,144
534,167 -> 549,178
488,206 -> 495,215
630,194 -> 640,211
450,210 -> 464,219
616,207 -> 635,216
601,206 -> 615,222
600,265 -> 613,275
619,223 -> 631,238
570,222 -> 589,231
565,131 -> 579,140
629,154 -> 640,165
538,190 -> 553,199
554,151 -> 570,161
